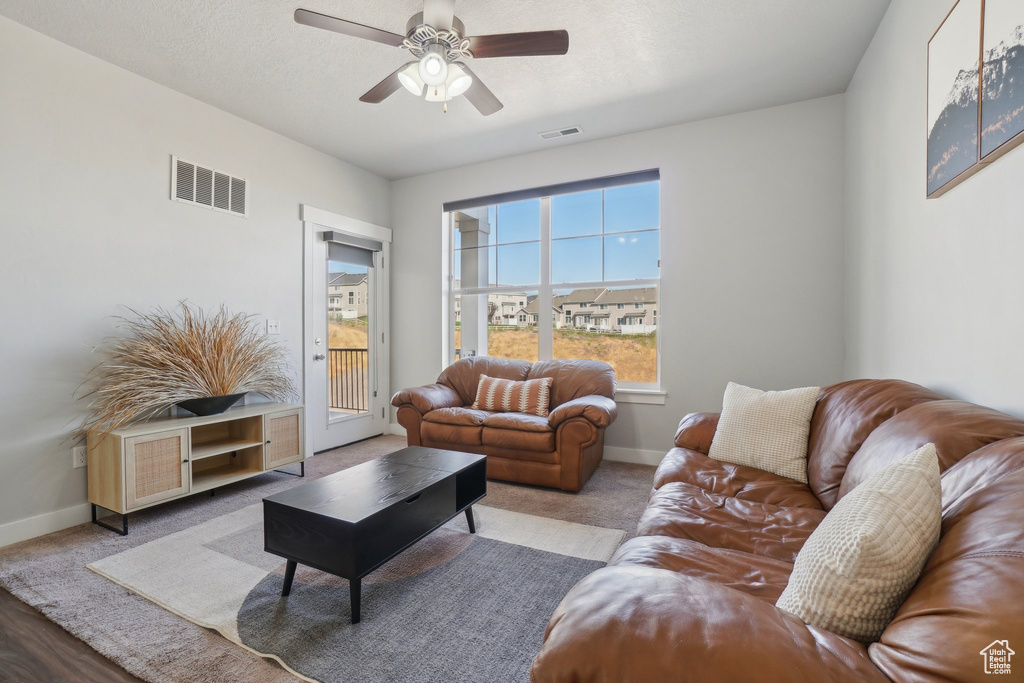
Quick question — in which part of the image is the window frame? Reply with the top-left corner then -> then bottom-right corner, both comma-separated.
446,180 -> 662,391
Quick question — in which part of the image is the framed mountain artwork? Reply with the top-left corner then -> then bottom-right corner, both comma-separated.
981,1 -> 1024,160
927,0 -> 1024,197
927,0 -> 982,198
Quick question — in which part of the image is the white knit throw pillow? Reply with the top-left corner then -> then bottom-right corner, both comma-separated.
707,382 -> 820,483
776,443 -> 941,643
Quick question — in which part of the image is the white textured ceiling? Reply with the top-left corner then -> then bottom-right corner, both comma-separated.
0,0 -> 889,179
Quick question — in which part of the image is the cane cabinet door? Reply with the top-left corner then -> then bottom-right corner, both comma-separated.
125,428 -> 190,510
264,409 -> 304,470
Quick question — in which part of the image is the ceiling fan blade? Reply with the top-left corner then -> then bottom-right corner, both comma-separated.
294,8 -> 405,47
423,0 -> 456,31
457,64 -> 503,116
359,63 -> 416,103
466,30 -> 569,58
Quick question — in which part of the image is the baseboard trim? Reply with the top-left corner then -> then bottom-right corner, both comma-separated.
0,502 -> 92,548
603,446 -> 665,466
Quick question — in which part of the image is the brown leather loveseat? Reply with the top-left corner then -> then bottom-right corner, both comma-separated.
532,379 -> 1024,682
392,357 -> 616,492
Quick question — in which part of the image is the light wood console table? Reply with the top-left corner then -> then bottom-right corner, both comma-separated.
87,402 -> 305,535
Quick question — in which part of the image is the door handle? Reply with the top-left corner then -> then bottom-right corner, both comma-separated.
313,353 -> 326,361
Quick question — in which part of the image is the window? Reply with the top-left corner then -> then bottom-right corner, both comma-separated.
448,176 -> 660,386
348,292 -> 354,305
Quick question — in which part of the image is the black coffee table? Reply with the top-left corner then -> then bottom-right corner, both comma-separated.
262,446 -> 487,623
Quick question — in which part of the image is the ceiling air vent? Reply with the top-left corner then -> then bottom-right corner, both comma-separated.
539,125 -> 583,141
171,156 -> 248,217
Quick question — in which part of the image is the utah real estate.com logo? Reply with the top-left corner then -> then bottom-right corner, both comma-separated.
980,640 -> 1015,675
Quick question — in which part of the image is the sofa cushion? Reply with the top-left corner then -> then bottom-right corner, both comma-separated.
637,482 -> 827,563
837,400 -> 1024,501
482,412 -> 552,432
482,426 -> 556,454
531,566 -> 888,683
610,535 -> 794,603
807,379 -> 945,510
870,465 -> 1024,680
422,406 -> 490,426
940,436 -> 1024,513
776,444 -> 941,644
436,356 -> 531,405
653,448 -> 823,509
527,359 -> 615,408
472,374 -> 553,417
709,382 -> 820,483
420,421 -> 482,447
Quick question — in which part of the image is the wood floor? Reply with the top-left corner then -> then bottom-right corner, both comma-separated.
0,587 -> 140,683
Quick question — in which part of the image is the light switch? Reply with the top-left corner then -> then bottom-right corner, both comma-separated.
266,319 -> 281,335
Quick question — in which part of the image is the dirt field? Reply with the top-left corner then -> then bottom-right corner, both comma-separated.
456,327 -> 657,383
329,319 -> 368,349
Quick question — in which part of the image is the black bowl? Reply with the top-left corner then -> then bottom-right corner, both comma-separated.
176,393 -> 246,416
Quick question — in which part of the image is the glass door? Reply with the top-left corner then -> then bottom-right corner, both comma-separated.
308,231 -> 385,452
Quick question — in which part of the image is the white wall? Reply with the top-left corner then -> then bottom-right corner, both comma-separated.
845,0 -> 1024,414
390,95 -> 848,458
0,16 -> 390,544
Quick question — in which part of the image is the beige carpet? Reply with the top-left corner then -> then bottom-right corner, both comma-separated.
0,435 -> 656,682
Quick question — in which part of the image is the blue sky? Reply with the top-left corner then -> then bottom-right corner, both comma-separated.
456,181 -> 660,286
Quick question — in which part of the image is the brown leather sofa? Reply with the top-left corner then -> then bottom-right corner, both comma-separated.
391,357 -> 616,492
532,379 -> 1024,682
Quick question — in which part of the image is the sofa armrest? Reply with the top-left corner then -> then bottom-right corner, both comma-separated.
531,566 -> 887,683
390,383 -> 464,415
674,411 -> 720,453
548,395 -> 617,429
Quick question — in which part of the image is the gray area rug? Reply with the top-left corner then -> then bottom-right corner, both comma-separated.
89,503 -> 621,682
0,435 -> 656,682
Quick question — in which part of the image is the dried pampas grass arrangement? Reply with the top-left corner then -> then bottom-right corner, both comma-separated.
78,302 -> 297,436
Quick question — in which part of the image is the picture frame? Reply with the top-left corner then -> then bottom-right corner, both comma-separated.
980,0 -> 1024,162
927,0 -> 983,198
927,0 -> 1024,197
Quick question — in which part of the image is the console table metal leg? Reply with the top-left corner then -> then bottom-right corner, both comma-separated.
465,506 -> 476,534
91,504 -> 128,536
281,560 -> 297,597
350,577 -> 361,624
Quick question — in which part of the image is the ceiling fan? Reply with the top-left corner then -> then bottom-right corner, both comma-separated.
294,0 -> 569,116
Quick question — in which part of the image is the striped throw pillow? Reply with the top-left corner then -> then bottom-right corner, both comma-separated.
472,375 -> 554,417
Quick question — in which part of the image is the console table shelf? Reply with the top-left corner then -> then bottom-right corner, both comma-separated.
87,402 -> 305,535
192,438 -> 266,460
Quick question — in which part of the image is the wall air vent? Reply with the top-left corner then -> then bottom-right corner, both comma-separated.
171,156 -> 247,217
538,125 -> 583,141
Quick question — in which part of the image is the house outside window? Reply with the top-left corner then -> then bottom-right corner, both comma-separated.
348,292 -> 354,305
448,175 -> 660,387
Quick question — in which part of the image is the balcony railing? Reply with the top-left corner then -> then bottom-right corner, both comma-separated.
328,348 -> 369,413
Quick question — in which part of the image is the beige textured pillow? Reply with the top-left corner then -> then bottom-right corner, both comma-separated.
775,443 -> 941,643
708,382 -> 820,482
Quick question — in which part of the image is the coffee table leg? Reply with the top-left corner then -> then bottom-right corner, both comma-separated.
282,560 -> 297,597
350,577 -> 361,624
465,506 -> 476,534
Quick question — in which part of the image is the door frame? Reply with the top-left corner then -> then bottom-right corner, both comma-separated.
301,205 -> 392,453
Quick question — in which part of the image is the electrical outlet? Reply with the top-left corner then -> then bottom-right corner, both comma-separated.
266,319 -> 280,335
72,445 -> 87,469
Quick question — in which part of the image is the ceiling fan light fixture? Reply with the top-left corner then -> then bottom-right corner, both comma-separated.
447,63 -> 473,98
418,44 -> 449,86
398,63 -> 426,96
